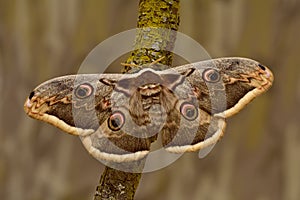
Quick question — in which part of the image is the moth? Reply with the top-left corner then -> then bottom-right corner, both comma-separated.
24,57 -> 273,163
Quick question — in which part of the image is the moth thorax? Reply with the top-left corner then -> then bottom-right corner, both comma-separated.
138,84 -> 163,110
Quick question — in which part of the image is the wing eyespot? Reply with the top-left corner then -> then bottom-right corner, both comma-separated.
74,83 -> 94,99
202,68 -> 220,83
180,102 -> 198,121
108,111 -> 125,131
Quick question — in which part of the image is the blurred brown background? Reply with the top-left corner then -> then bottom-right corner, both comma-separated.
0,0 -> 299,200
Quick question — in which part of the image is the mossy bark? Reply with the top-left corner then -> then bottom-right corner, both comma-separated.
94,0 -> 180,199
122,0 -> 180,73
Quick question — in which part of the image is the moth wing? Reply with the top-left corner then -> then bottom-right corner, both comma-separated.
80,126 -> 151,163
162,107 -> 226,154
162,63 -> 227,155
78,73 -> 152,163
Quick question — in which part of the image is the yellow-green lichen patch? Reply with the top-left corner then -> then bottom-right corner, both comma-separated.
122,0 -> 180,73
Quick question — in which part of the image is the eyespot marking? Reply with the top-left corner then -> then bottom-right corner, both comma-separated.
202,68 -> 220,83
108,111 -> 125,131
74,83 -> 94,99
180,102 -> 198,121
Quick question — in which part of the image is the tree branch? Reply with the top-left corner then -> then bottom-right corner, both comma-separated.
94,0 -> 180,199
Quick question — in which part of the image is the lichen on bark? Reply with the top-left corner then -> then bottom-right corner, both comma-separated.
123,0 -> 180,72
